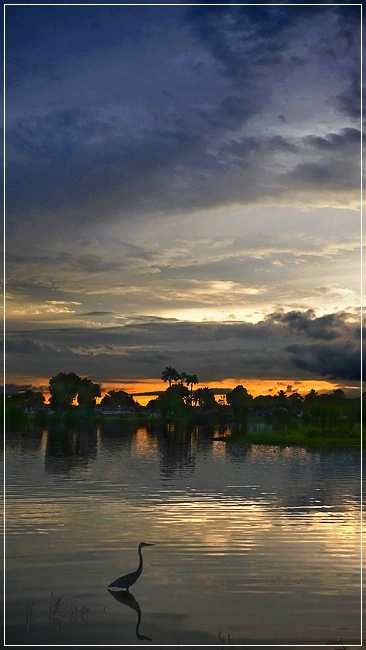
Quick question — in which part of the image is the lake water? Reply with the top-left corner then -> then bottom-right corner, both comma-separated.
4,422 -> 362,647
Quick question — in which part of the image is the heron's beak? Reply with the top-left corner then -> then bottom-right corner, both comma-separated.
146,543 -> 155,546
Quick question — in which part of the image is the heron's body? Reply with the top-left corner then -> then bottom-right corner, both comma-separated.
108,542 -> 154,591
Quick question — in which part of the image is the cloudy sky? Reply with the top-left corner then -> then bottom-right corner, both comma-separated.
5,1 -> 362,401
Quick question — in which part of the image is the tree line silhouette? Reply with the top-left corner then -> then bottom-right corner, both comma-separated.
4,366 -> 362,429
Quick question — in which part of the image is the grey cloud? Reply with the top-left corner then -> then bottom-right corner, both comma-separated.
185,4 -> 357,85
6,338 -> 56,355
285,159 -> 359,191
303,128 -> 360,152
337,72 -> 361,119
285,342 -> 361,381
267,309 -> 356,341
266,135 -> 298,154
186,5 -> 299,78
220,134 -> 298,164
217,96 -> 252,127
74,254 -> 123,274
8,243 -> 157,273
5,309 -> 361,386
293,129 -> 360,192
3,383 -> 47,395
6,5 -> 361,238
7,123 -> 190,223
6,278 -> 60,301
78,311 -> 114,317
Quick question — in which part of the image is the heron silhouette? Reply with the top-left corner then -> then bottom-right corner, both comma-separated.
108,542 -> 154,591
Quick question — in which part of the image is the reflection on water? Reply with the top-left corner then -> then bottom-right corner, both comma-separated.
108,588 -> 152,641
44,428 -> 98,475
5,422 -> 362,645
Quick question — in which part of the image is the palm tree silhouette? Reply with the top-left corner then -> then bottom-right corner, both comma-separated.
161,367 -> 180,387
185,374 -> 198,400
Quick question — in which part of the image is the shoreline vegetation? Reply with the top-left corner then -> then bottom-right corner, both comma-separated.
4,367 -> 362,449
215,427 -> 361,449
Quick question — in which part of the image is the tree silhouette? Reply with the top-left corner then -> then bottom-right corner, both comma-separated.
185,374 -> 198,400
49,372 -> 82,414
227,385 -> 253,419
49,372 -> 101,414
77,378 -> 101,411
194,387 -> 216,409
9,389 -> 45,413
161,367 -> 180,387
304,389 -> 318,403
156,383 -> 190,418
100,390 -> 136,410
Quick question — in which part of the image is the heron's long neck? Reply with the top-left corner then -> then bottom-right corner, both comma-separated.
136,548 -> 144,578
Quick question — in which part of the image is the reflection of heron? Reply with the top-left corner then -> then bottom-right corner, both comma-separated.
108,542 -> 154,591
108,588 -> 152,641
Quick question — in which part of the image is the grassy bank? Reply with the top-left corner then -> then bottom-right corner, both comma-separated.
215,427 -> 362,449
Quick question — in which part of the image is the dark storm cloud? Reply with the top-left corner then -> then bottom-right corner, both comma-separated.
337,72 -> 361,119
285,160 -> 358,191
285,343 -> 361,382
6,113 -> 198,223
3,383 -> 47,395
6,244 -> 160,290
267,309 -> 358,342
6,310 -> 360,385
303,127 -> 360,152
186,3 -> 306,76
220,134 -> 298,160
282,127 -> 361,191
5,3 -> 360,235
5,4 -> 178,80
6,338 -> 56,355
186,3 -> 360,81
78,311 -> 114,317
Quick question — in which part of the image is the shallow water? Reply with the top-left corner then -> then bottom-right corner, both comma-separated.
5,423 -> 362,646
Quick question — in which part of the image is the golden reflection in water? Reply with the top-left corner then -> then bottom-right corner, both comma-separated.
249,444 -> 312,461
12,451 -> 355,564
191,426 -> 199,440
40,429 -> 48,456
6,476 -> 360,613
130,428 -> 158,456
96,425 -> 102,452
211,441 -> 226,456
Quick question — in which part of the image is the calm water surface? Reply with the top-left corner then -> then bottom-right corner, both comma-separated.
5,423 -> 362,646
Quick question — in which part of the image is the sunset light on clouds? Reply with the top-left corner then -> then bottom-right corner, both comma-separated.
5,1 -> 362,401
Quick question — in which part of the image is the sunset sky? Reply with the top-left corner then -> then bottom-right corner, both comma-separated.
5,1 -> 362,402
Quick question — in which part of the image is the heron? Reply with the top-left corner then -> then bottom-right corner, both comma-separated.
108,542 -> 154,591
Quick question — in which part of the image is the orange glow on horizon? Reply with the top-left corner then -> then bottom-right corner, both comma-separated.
124,378 -> 356,405
23,376 -> 359,406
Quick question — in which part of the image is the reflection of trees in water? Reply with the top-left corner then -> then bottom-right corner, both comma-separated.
155,421 -> 230,479
157,424 -> 197,480
15,420 -> 360,515
230,421 -> 247,436
100,421 -> 136,437
6,426 -> 44,455
247,420 -> 272,434
97,421 -> 137,455
224,442 -> 250,465
44,428 -> 98,475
